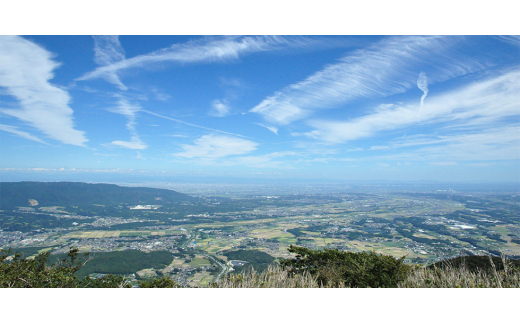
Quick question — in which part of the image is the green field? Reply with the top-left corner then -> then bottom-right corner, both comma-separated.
188,256 -> 211,267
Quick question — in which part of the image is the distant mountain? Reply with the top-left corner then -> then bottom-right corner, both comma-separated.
0,182 -> 196,209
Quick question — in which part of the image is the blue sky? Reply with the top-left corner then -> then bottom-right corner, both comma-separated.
1,35 -> 519,182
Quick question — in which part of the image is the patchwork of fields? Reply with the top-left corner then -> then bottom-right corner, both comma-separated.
3,189 -> 520,286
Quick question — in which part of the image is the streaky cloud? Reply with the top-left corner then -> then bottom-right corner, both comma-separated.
77,36 -> 323,90
92,35 -> 127,90
399,125 -> 520,161
0,124 -> 49,144
496,35 -> 520,46
0,36 -> 87,146
93,35 -> 125,66
107,99 -> 147,150
251,36 -> 487,125
303,69 -> 520,144
255,123 -> 278,135
142,109 -> 251,139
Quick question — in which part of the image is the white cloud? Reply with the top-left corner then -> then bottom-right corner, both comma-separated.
255,123 -> 278,135
111,136 -> 147,150
358,125 -> 520,163
303,69 -> 520,143
108,99 -> 147,149
175,134 -> 258,158
417,71 -> 428,107
93,35 -> 125,65
0,124 -> 48,144
496,35 -> 520,46
108,98 -> 140,120
0,36 -> 87,146
209,99 -> 231,117
415,126 -> 520,161
264,125 -> 278,135
92,35 -> 127,90
77,36 -> 317,90
250,36 -> 487,125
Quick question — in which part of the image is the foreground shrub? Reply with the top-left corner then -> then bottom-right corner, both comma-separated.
4,246 -> 517,288
138,277 -> 179,288
280,245 -> 411,288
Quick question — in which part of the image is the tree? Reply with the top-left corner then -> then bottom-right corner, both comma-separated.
279,245 -> 411,288
138,276 -> 179,288
0,247 -> 131,288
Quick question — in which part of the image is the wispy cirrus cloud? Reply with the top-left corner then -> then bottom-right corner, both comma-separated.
141,109 -> 251,139
174,134 -> 258,158
251,36 -> 487,125
255,123 -> 278,135
107,99 -> 147,149
301,69 -> 520,144
93,35 -> 125,65
91,35 -> 127,90
0,124 -> 49,144
150,86 -> 170,101
209,99 -> 231,117
77,36 -> 324,90
370,125 -> 520,163
496,35 -> 520,46
414,126 -> 520,161
0,36 -> 87,146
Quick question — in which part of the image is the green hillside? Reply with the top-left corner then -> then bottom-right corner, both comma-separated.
0,182 -> 196,208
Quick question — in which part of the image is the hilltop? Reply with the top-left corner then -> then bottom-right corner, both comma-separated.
0,182 -> 196,209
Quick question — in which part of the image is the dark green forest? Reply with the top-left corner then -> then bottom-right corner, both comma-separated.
47,250 -> 173,278
222,249 -> 276,273
427,255 -> 520,272
0,211 -> 95,232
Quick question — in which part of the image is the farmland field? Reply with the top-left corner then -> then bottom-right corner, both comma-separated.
188,256 -> 211,267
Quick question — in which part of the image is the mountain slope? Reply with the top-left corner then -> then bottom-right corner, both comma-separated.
0,182 -> 196,208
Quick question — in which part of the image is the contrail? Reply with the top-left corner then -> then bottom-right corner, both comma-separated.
417,71 -> 429,107
141,109 -> 252,139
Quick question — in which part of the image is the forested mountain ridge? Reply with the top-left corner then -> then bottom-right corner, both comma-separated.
0,182 -> 196,208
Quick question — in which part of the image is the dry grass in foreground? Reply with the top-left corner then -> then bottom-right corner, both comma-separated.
398,257 -> 520,288
209,257 -> 520,288
208,265 -> 320,288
